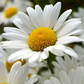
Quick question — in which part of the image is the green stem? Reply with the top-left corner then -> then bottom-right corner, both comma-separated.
47,56 -> 54,74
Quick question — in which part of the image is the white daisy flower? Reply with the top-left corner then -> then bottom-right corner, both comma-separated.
0,0 -> 32,24
2,2 -> 83,63
0,61 -> 38,84
52,54 -> 84,77
44,66 -> 84,84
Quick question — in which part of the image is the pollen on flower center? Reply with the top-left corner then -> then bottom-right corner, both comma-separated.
28,27 -> 57,51
5,7 -> 18,18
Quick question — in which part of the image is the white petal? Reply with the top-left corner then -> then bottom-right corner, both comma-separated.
13,63 -> 29,84
44,80 -> 52,84
26,7 -> 40,28
43,4 -> 53,27
57,20 -> 81,37
8,49 -> 36,63
45,45 -> 65,56
28,52 -> 41,63
13,18 -> 32,34
50,49 -> 64,56
1,41 -> 28,49
18,12 -> 35,30
29,78 -> 38,84
45,44 -> 65,51
4,27 -> 28,37
2,33 -> 28,42
57,36 -> 83,44
73,67 -> 84,84
56,57 -> 67,71
35,5 -> 44,27
50,2 -> 61,28
53,9 -> 72,31
52,61 -> 61,70
59,71 -> 70,84
9,62 -> 21,84
53,44 -> 65,50
25,78 -> 38,84
72,57 -> 78,69
63,46 -> 78,58
40,50 -> 49,60
68,69 -> 75,83
50,77 -> 61,84
57,29 -> 81,39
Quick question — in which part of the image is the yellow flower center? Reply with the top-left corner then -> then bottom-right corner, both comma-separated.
5,59 -> 26,72
4,7 -> 18,18
28,27 -> 57,51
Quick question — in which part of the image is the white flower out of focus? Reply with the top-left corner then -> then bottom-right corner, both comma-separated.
44,66 -> 84,84
73,7 -> 84,45
52,54 -> 84,77
0,0 -> 33,24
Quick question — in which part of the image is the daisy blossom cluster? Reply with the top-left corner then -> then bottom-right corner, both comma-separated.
0,1 -> 84,84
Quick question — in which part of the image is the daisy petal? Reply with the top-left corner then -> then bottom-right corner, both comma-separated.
57,36 -> 84,44
12,63 -> 29,84
50,49 -> 64,56
4,27 -> 28,37
26,7 -> 40,28
25,78 -> 38,84
59,71 -> 70,84
13,18 -> 32,34
57,29 -> 81,38
57,20 -> 81,37
18,12 -> 35,30
28,52 -> 41,63
35,5 -> 44,27
8,49 -> 36,63
2,33 -> 28,41
53,9 -> 72,31
63,46 -> 78,58
50,77 -> 61,84
1,41 -> 28,49
43,4 -> 53,27
68,69 -> 75,83
56,57 -> 67,71
44,80 -> 52,84
73,67 -> 84,84
9,61 -> 21,84
49,2 -> 61,28
40,50 -> 49,60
